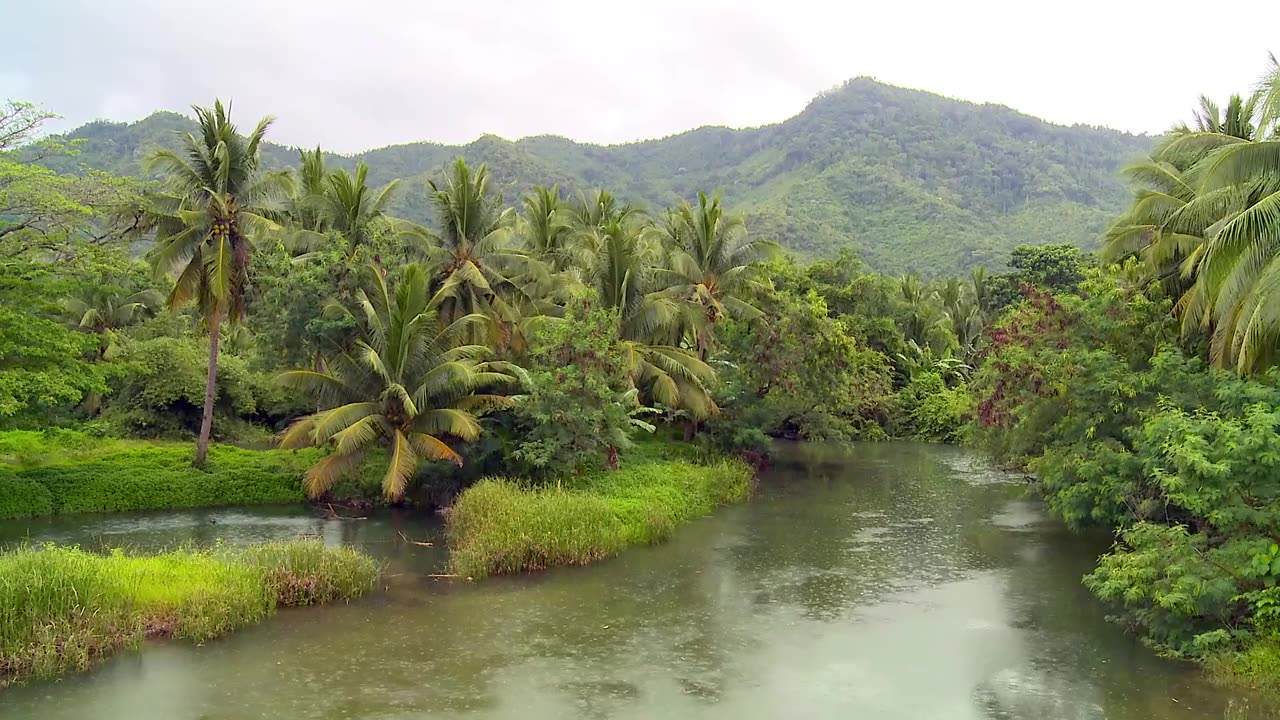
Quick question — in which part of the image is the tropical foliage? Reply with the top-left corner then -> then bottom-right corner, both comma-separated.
278,264 -> 518,501
1105,56 -> 1280,374
140,100 -> 290,466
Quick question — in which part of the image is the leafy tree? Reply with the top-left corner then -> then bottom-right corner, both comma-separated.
717,287 -> 893,441
142,100 -> 290,466
0,306 -> 105,424
508,306 -> 654,478
0,102 -> 141,269
278,264 -> 519,501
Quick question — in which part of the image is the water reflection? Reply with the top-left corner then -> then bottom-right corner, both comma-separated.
0,442 -> 1266,719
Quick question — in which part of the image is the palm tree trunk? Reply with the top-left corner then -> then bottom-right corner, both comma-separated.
195,307 -> 222,468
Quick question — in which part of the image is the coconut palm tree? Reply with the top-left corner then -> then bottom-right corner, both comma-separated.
522,185 -> 574,269
143,99 -> 290,466
588,217 -> 718,420
421,159 -> 532,344
1108,57 -> 1280,372
654,192 -> 779,358
311,162 -> 401,260
278,263 -> 519,501
65,287 -> 163,360
1176,94 -> 1261,140
288,146 -> 329,233
567,188 -> 641,234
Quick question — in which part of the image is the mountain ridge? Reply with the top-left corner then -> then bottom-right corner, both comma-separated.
43,78 -> 1153,274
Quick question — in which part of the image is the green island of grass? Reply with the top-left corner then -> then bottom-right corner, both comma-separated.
0,540 -> 379,686
447,453 -> 754,578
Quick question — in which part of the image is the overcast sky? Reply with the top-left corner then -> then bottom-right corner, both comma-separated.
3,1 -> 1274,153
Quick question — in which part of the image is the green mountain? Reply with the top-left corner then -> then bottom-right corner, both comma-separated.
46,78 -> 1151,274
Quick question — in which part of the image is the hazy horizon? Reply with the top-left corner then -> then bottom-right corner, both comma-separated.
3,0 -> 1273,153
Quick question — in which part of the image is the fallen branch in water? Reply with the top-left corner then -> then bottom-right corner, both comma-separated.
324,503 -> 368,521
396,530 -> 433,547
427,574 -> 458,578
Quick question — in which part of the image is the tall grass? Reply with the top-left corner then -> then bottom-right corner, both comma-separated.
448,456 -> 753,578
0,541 -> 379,685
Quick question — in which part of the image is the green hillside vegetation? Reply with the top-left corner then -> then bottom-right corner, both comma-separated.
40,79 -> 1150,274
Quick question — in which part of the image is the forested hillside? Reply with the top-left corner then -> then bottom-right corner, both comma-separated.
41,78 -> 1150,274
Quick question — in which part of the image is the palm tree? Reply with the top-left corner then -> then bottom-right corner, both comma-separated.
288,146 -> 329,233
1176,94 -> 1261,140
65,287 -> 163,360
421,159 -> 529,343
310,162 -> 401,261
567,188 -> 641,233
898,273 -> 946,350
588,217 -> 719,421
522,184 -> 573,269
655,192 -> 779,358
934,277 -> 983,360
278,264 -> 519,501
143,100 -> 290,466
1108,57 -> 1280,372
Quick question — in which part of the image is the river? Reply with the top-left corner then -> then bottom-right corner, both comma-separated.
0,442 -> 1265,719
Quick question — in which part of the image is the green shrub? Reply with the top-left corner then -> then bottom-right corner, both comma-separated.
0,428 -> 105,465
0,468 -> 53,520
893,371 -> 974,442
33,446 -> 315,513
448,452 -> 753,578
447,480 -> 625,576
9,445 -> 318,516
102,336 -> 276,438
717,289 -> 895,442
508,308 -> 651,478
0,541 -> 378,684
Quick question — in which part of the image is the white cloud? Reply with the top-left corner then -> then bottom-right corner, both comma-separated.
1,0 -> 1273,152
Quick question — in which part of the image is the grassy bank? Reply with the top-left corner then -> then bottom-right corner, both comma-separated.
0,430 -> 320,519
1208,635 -> 1280,698
0,540 -> 378,685
447,450 -> 754,578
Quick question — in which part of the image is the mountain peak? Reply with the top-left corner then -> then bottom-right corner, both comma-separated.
45,84 -> 1150,274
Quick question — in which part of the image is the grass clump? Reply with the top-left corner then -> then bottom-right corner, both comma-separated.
1209,633 -> 1280,697
447,454 -> 753,578
0,540 -> 379,685
241,540 -> 380,606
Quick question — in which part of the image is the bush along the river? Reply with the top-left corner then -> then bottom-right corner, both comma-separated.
0,541 -> 379,685
968,263 -> 1280,688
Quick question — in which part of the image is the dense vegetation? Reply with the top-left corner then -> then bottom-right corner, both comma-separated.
37,79 -> 1150,275
5,54 -> 1280,694
0,540 -> 378,684
972,56 -> 1280,687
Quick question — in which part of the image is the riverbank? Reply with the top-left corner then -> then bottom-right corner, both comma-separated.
447,449 -> 754,578
0,430 -> 320,519
0,540 -> 379,686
